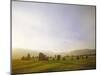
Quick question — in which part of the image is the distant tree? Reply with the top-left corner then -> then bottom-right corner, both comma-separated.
62,57 -> 66,61
71,56 -> 74,60
52,58 -> 55,60
76,56 -> 79,60
26,53 -> 31,60
85,55 -> 88,59
86,56 -> 88,59
57,55 -> 61,60
39,52 -> 48,61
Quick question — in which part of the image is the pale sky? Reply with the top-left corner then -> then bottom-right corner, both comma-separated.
12,1 -> 96,52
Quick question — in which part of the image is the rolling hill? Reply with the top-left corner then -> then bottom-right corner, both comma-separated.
67,49 -> 96,56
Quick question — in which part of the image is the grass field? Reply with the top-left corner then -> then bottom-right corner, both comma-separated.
12,55 -> 96,74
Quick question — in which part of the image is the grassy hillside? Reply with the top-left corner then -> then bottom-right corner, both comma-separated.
12,55 -> 96,74
12,48 -> 96,74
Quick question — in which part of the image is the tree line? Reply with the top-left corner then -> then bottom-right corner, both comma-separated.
21,52 -> 89,61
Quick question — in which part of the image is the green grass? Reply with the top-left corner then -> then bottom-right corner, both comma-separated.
12,56 -> 96,74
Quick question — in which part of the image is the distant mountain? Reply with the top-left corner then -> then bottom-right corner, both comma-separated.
66,49 -> 96,56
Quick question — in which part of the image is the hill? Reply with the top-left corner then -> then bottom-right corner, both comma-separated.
66,49 -> 96,56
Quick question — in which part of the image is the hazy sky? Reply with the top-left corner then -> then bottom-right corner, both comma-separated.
12,1 -> 95,52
